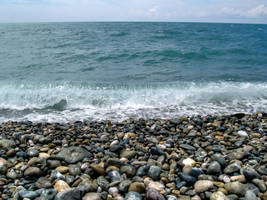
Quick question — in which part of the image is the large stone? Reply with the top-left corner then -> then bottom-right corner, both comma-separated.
128,182 -> 146,193
146,189 -> 166,200
55,188 -> 83,200
24,167 -> 42,177
125,191 -> 142,200
120,150 -> 136,159
0,139 -> 16,150
56,147 -> 92,164
194,180 -> 214,193
245,190 -> 257,200
54,180 -> 71,193
148,165 -> 161,181
224,182 -> 248,196
210,191 -> 229,200
82,193 -> 101,200
90,162 -> 105,175
207,161 -> 221,175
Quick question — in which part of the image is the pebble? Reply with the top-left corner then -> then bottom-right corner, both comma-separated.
194,180 -> 214,193
148,165 -> 162,181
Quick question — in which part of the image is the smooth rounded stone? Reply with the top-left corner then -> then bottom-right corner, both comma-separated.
211,154 -> 227,167
182,158 -> 196,167
119,180 -> 132,193
180,144 -> 196,151
56,166 -> 69,173
218,175 -> 231,183
50,170 -> 66,181
27,149 -> 40,157
36,177 -> 52,189
110,144 -> 123,153
69,165 -> 81,176
188,168 -> 204,178
80,182 -> 98,192
19,190 -> 39,199
245,190 -> 257,200
223,163 -> 241,174
148,165 -> 162,181
125,191 -> 142,200
120,165 -> 136,177
47,160 -> 61,169
207,161 -> 221,175
252,179 -> 266,192
247,183 -> 260,195
56,147 -> 92,164
227,151 -> 245,160
108,170 -> 121,182
82,193 -> 101,200
7,169 -> 19,179
24,167 -> 42,177
40,189 -> 57,200
210,191 -> 228,200
136,165 -> 150,177
146,188 -> 166,200
227,194 -> 239,200
150,147 -> 166,156
55,188 -> 83,200
97,176 -> 109,191
90,162 -> 105,175
167,195 -> 177,200
194,180 -> 214,193
224,182 -> 248,196
237,130 -> 248,137
242,168 -> 260,181
0,157 -> 10,174
128,182 -> 146,193
109,187 -> 119,195
257,165 -> 267,175
146,181 -> 165,194
0,139 -> 16,150
120,150 -> 136,160
179,173 -> 197,185
230,175 -> 246,183
54,180 -> 71,193
106,158 -> 127,168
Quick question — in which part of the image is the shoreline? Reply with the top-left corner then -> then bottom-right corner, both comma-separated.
0,113 -> 266,200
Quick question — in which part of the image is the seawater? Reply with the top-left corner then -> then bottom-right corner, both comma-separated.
0,22 -> 267,122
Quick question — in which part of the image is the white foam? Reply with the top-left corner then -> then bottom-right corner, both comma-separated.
0,81 -> 266,122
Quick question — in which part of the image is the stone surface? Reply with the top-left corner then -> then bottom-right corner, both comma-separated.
194,180 -> 214,193
56,147 -> 92,164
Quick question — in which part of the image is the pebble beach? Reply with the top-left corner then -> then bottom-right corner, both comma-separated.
0,113 -> 266,200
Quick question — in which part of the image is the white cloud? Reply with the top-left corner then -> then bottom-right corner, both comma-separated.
149,5 -> 159,13
221,4 -> 267,18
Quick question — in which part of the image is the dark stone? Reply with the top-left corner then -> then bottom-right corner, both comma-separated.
108,170 -> 121,182
148,165 -> 162,181
110,145 -> 123,153
19,190 -> 39,199
211,154 -> 226,167
207,161 -> 221,175
179,173 -> 197,185
176,181 -> 187,189
188,168 -> 203,178
150,147 -> 166,156
56,147 -> 92,164
40,189 -> 57,200
136,165 -> 150,177
146,189 -> 166,200
180,144 -> 196,151
55,188 -> 83,200
242,168 -> 260,181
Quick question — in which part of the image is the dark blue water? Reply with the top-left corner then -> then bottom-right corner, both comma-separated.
0,22 -> 267,122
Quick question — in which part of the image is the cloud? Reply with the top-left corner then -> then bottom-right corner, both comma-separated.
221,4 -> 267,18
149,5 -> 159,13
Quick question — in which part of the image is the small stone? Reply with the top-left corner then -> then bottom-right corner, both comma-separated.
194,180 -> 214,193
128,182 -> 146,193
224,182 -> 248,196
0,139 -> 16,150
40,189 -> 57,200
245,190 -> 257,200
207,161 -> 221,175
146,189 -> 166,200
148,165 -> 161,181
109,187 -> 119,195
224,163 -> 241,174
120,150 -> 136,160
230,175 -> 246,183
55,188 -> 82,200
82,193 -> 101,200
182,158 -> 196,167
108,170 -> 121,182
91,162 -> 105,175
69,165 -> 81,176
36,177 -> 52,189
188,168 -> 204,178
179,173 -> 197,185
24,167 -> 42,177
56,166 -> 69,173
19,190 -> 39,199
125,191 -> 142,200
252,179 -> 266,192
242,168 -> 260,181
54,180 -> 71,193
119,180 -> 132,193
180,144 -> 196,151
210,191 -> 228,200
136,165 -> 150,177
120,165 -> 136,177
237,130 -> 248,137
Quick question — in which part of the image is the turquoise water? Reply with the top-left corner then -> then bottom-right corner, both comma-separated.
0,22 -> 267,122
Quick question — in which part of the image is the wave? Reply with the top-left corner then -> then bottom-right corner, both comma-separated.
0,81 -> 266,122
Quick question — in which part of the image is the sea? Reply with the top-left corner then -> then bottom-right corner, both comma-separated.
0,22 -> 267,123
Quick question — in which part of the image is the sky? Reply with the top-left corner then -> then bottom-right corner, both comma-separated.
0,0 -> 267,23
